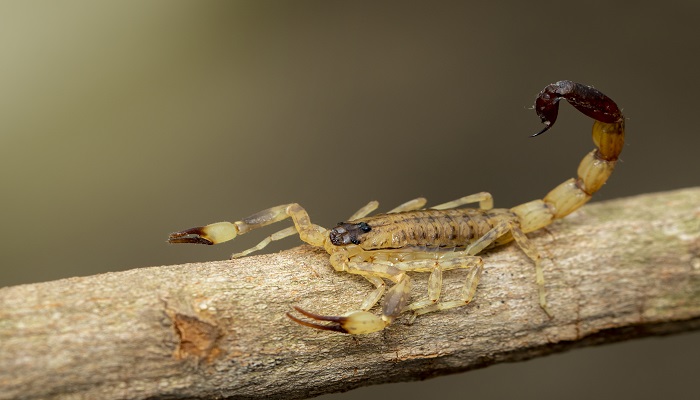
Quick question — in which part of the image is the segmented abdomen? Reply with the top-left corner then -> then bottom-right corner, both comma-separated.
348,208 -> 516,250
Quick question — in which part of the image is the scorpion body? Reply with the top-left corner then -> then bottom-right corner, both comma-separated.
169,80 -> 625,334
333,208 -> 517,251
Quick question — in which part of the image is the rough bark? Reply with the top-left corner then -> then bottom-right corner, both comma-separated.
1,187 -> 699,400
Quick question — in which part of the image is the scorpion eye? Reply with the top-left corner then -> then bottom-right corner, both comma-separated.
351,238 -> 361,245
358,222 -> 372,233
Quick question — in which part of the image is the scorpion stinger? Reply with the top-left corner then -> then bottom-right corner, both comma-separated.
169,80 -> 625,334
533,80 -> 622,137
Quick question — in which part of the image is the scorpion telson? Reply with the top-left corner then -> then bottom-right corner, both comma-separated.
168,80 -> 625,334
534,80 -> 622,137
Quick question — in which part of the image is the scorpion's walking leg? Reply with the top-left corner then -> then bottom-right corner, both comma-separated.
231,226 -> 297,258
398,221 -> 513,317
396,253 -> 484,316
291,244 -> 456,333
329,248 -> 408,309
359,276 -> 386,311
349,197 -> 428,221
348,200 -> 380,221
431,192 -> 494,210
466,218 -> 551,316
387,197 -> 428,213
409,256 -> 484,318
330,248 -> 484,320
509,227 -> 547,314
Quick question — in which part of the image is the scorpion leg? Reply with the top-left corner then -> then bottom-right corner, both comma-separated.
231,226 -> 297,258
431,192 -> 494,211
396,253 -> 484,316
347,197 -> 427,223
347,250 -> 416,311
325,247 -> 406,315
359,275 -> 386,311
387,197 -> 428,213
334,248 -> 484,321
509,225 -> 549,316
409,257 -> 484,318
464,218 -> 552,317
329,240 -> 392,311
348,248 -> 446,312
347,197 -> 429,222
348,200 -> 379,220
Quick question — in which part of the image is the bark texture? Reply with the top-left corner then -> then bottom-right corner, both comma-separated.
1,188 -> 699,400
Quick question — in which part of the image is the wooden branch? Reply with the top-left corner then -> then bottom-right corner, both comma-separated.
1,188 -> 699,400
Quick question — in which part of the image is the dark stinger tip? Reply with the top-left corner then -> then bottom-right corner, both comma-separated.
532,123 -> 552,137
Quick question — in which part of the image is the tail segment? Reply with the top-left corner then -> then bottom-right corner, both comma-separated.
512,80 -> 625,233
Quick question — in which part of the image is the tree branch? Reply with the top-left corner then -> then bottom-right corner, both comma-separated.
1,188 -> 699,400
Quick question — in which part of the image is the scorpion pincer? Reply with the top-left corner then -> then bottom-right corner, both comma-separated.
168,80 -> 625,334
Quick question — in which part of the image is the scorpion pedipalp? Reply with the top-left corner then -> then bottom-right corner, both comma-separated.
168,227 -> 214,245
287,275 -> 411,334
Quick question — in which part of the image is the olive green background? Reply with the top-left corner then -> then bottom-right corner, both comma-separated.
1,1 -> 698,399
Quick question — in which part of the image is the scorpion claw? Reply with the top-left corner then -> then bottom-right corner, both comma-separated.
168,227 -> 214,245
287,306 -> 389,334
168,222 -> 238,245
286,307 -> 349,333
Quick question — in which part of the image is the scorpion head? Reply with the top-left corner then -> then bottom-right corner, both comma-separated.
329,222 -> 372,246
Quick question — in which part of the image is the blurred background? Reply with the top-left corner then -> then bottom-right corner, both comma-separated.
1,1 -> 698,399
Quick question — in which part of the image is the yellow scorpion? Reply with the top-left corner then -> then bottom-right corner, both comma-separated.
168,80 -> 625,334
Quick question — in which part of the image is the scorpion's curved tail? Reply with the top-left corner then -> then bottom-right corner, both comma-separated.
511,80 -> 625,233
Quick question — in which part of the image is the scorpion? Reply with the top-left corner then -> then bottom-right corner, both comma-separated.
168,80 -> 625,334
